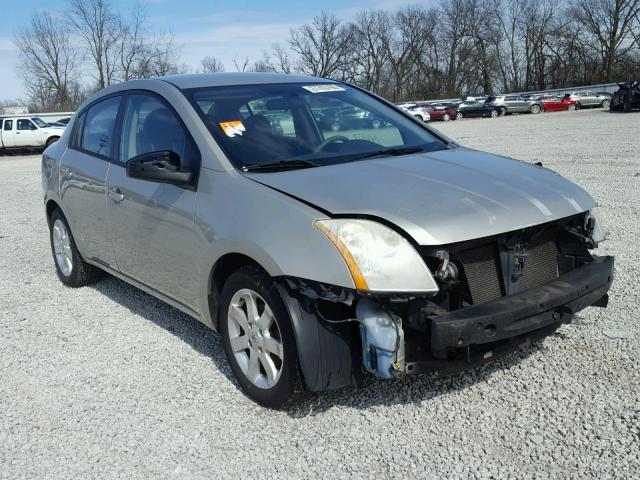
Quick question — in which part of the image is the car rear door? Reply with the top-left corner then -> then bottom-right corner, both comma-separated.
59,95 -> 123,268
2,119 -> 17,146
106,91 -> 200,310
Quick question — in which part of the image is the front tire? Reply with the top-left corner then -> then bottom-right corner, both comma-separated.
45,137 -> 59,148
489,109 -> 499,118
49,208 -> 103,287
456,112 -> 463,120
219,265 -> 299,408
601,99 -> 610,109
414,114 -> 423,122
442,113 -> 451,122
530,104 -> 541,114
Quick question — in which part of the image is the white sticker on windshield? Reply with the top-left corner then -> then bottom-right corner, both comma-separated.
302,84 -> 346,93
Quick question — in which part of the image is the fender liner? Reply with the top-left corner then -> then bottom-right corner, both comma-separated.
274,279 -> 359,392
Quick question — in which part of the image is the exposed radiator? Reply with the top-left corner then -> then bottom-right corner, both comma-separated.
458,236 -> 559,305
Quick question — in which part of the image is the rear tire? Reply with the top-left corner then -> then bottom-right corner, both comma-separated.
456,112 -> 463,120
575,102 -> 581,110
499,107 -> 507,116
49,208 -> 103,287
601,99 -> 610,109
219,265 -> 299,409
568,104 -> 576,111
489,109 -> 499,118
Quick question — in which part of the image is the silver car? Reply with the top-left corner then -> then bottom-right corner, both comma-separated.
567,91 -> 612,109
489,95 -> 543,115
42,73 -> 614,408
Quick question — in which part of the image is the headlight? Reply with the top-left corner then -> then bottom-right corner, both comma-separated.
314,219 -> 439,293
586,210 -> 605,245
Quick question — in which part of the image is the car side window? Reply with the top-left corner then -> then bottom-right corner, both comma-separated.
17,119 -> 35,131
120,93 -> 194,166
80,96 -> 122,158
3,120 -> 12,131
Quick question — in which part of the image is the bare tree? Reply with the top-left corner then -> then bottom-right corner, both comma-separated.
200,55 -> 225,73
14,11 -> 80,110
289,13 -> 354,78
69,0 -> 122,89
572,0 -> 640,81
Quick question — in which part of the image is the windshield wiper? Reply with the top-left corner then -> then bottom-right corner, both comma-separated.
241,159 -> 319,172
344,146 -> 426,162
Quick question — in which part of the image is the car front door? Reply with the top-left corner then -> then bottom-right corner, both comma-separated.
106,92 -> 200,310
59,96 -> 122,268
16,119 -> 41,146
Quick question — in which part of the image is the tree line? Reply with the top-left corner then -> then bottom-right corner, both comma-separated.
11,0 -> 640,111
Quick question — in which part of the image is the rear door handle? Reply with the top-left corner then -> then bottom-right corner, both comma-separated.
108,187 -> 125,203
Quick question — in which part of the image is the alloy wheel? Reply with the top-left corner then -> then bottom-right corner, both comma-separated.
227,289 -> 284,389
52,219 -> 73,277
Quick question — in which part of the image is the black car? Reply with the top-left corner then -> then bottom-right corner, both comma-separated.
456,100 -> 500,119
610,81 -> 640,112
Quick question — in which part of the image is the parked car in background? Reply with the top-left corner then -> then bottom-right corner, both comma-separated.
424,104 -> 457,121
610,81 -> 640,112
41,73 -> 613,408
49,117 -> 72,128
0,116 -> 64,152
540,95 -> 578,112
318,107 -> 386,131
489,95 -> 543,115
455,100 -> 501,119
567,91 -> 611,109
401,104 -> 431,122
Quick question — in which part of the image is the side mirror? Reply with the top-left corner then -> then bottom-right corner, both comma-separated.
126,150 -> 194,188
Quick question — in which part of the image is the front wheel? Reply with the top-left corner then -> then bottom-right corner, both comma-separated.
456,112 -> 463,120
49,208 -> 103,287
414,114 -> 423,122
530,104 -> 541,114
499,107 -> 507,116
601,99 -> 610,109
219,265 -> 299,408
489,109 -> 499,118
568,104 -> 576,111
45,136 -> 59,148
442,113 -> 451,122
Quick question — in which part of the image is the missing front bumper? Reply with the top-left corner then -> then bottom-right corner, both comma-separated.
426,255 -> 614,361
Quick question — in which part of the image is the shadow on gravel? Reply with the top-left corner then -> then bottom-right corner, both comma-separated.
91,273 -> 550,416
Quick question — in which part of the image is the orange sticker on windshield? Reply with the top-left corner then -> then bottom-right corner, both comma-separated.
219,120 -> 246,137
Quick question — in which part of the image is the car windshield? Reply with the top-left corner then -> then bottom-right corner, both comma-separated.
31,117 -> 49,128
184,83 -> 448,170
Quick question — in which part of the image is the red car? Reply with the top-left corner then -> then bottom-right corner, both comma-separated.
540,95 -> 578,112
424,104 -> 458,121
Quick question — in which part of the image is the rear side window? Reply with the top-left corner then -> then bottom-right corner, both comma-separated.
80,96 -> 122,158
120,93 -> 197,168
3,120 -> 12,131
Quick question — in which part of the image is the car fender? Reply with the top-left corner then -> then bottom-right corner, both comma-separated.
194,169 -> 356,327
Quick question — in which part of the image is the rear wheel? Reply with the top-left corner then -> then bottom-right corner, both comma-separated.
499,107 -> 507,116
49,208 -> 103,287
601,99 -> 610,109
568,104 -> 576,111
219,265 -> 299,408
575,102 -> 581,110
456,112 -> 463,120
489,109 -> 499,118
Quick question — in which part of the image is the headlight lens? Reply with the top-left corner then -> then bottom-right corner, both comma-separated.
586,210 -> 605,244
314,219 -> 439,293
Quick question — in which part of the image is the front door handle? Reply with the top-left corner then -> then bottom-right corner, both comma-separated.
108,187 -> 125,203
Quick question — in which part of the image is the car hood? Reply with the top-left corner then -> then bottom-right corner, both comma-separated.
245,147 -> 596,245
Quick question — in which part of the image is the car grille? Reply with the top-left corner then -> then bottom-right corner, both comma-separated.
456,235 -> 559,305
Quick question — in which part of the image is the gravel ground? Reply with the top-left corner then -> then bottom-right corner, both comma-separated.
1,108 -> 639,479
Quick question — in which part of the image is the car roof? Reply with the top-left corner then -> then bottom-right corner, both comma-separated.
157,72 -> 330,89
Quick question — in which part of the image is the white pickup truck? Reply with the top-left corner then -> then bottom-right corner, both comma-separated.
0,116 -> 65,152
